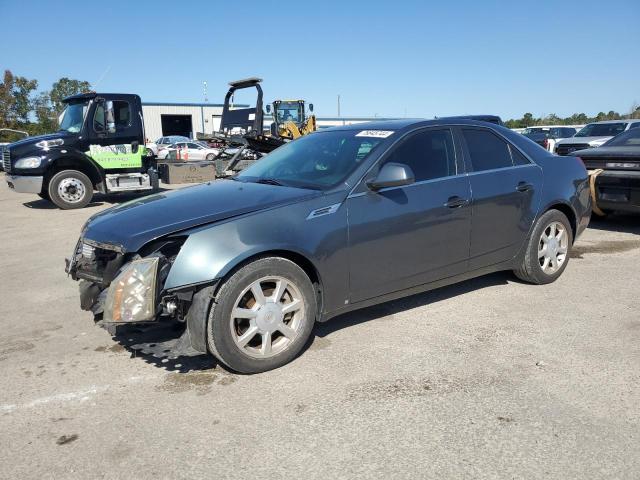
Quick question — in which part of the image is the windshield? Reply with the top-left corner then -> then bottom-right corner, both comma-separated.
276,103 -> 301,124
58,102 -> 88,133
236,130 -> 388,190
603,128 -> 640,147
575,122 -> 627,137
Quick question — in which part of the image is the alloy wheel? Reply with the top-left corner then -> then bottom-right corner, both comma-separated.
538,221 -> 569,274
229,276 -> 306,359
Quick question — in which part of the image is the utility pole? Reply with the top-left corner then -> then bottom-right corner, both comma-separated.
337,95 -> 341,118
203,81 -> 208,103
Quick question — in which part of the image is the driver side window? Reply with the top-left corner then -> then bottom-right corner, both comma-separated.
384,129 -> 456,182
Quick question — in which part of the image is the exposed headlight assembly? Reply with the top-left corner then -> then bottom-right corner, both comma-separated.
35,138 -> 64,150
14,156 -> 42,168
103,257 -> 159,323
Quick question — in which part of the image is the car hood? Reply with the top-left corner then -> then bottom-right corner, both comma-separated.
7,131 -> 74,155
572,146 -> 640,158
82,180 -> 321,252
556,136 -> 611,145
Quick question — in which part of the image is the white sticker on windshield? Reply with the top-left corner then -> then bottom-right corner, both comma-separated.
355,130 -> 394,138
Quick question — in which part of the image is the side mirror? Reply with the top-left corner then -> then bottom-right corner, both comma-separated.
265,104 -> 271,114
308,103 -> 314,112
105,100 -> 116,134
366,162 -> 415,191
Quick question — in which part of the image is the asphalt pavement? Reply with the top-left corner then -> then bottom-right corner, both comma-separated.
0,178 -> 638,479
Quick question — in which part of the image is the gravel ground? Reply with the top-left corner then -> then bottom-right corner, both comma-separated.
0,177 -> 638,479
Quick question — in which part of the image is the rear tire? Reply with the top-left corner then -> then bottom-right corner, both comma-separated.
514,209 -> 573,285
48,170 -> 93,209
207,257 -> 316,373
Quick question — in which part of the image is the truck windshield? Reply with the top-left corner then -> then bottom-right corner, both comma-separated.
58,102 -> 88,133
276,103 -> 301,124
575,122 -> 627,137
236,130 -> 387,190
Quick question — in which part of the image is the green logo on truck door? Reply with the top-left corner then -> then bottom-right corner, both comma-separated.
86,144 -> 144,169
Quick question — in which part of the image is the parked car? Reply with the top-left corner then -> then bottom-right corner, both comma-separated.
521,126 -> 579,152
440,115 -> 504,126
156,141 -> 220,160
571,127 -> 640,214
150,136 -> 190,156
555,120 -> 640,156
66,119 -> 590,373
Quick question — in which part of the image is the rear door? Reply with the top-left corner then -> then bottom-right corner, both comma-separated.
347,127 -> 472,302
458,127 -> 543,270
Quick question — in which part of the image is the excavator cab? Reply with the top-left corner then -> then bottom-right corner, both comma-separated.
268,100 -> 316,140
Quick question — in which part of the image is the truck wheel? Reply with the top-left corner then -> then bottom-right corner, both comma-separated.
207,257 -> 317,373
514,209 -> 573,285
48,170 -> 93,209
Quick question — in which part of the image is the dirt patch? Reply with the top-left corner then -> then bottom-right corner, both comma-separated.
0,340 -> 35,356
572,240 -> 640,259
346,375 -> 504,401
94,344 -> 125,353
497,416 -> 515,424
56,434 -> 79,445
158,371 -> 237,395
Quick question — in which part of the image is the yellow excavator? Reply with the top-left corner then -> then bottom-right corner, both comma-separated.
266,99 -> 317,140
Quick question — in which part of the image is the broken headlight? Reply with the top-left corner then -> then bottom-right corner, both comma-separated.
103,257 -> 159,323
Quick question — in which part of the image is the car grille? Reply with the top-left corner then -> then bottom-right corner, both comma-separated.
556,143 -> 591,156
1,146 -> 10,173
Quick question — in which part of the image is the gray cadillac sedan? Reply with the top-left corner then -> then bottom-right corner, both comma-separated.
67,119 -> 591,373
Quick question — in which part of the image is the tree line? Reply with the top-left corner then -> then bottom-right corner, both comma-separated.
0,69 -> 91,140
504,107 -> 640,129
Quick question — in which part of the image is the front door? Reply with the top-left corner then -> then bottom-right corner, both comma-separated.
347,128 -> 472,303
458,127 -> 543,269
88,99 -> 143,170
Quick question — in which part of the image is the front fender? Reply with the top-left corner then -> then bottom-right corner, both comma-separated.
164,194 -> 350,314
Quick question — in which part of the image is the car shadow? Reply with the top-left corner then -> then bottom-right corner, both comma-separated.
312,271 -> 511,340
21,187 -> 174,210
105,271 -> 513,374
587,213 -> 640,235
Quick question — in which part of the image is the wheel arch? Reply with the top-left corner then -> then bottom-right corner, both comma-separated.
541,201 -> 577,243
44,155 -> 103,189
213,248 -> 325,316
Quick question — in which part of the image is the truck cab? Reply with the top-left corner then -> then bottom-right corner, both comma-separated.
3,92 -> 158,209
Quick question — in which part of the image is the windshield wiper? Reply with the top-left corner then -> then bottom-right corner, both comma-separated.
255,178 -> 287,187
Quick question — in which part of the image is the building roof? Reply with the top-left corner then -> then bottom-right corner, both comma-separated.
142,102 -> 249,108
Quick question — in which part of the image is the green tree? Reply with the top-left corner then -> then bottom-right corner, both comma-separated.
0,70 -> 16,128
49,77 -> 91,115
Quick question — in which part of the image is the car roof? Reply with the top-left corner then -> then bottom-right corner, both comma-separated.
320,118 -> 507,133
587,120 -> 634,124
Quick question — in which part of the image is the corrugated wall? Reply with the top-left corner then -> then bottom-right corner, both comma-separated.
142,105 -> 224,141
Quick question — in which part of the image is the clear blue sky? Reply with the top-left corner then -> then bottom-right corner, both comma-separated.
2,0 -> 639,119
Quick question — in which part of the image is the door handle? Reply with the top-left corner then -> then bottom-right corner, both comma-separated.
516,182 -> 533,192
444,196 -> 469,208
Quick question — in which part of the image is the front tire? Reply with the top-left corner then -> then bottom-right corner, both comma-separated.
206,153 -> 216,161
48,170 -> 93,209
514,209 -> 573,285
207,257 -> 316,373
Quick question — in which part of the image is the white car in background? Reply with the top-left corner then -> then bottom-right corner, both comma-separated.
554,120 -> 640,156
521,125 -> 581,152
147,135 -> 192,156
156,141 -> 220,160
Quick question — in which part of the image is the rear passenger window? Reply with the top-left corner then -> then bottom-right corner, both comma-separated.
508,145 -> 530,165
462,129 -> 513,171
385,129 -> 456,182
